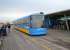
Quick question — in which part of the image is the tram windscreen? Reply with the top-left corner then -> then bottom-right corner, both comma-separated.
31,15 -> 44,28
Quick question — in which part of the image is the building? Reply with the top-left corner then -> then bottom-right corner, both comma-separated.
45,9 -> 70,31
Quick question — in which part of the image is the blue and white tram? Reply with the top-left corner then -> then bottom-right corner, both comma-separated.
15,12 -> 48,35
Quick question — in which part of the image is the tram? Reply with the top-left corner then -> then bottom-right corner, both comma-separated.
15,12 -> 48,35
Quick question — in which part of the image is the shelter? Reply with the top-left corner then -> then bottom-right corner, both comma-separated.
45,9 -> 70,31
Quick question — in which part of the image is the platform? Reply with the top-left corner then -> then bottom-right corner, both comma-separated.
0,26 -> 69,50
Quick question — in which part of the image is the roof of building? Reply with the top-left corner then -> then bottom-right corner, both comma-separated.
45,9 -> 70,17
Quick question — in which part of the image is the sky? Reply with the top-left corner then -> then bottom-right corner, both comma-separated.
0,0 -> 70,22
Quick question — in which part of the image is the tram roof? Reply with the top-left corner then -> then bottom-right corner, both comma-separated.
15,12 -> 44,21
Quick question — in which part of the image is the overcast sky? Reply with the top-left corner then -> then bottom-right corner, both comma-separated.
0,0 -> 70,22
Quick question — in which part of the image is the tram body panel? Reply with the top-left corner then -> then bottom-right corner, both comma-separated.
16,24 -> 48,35
29,28 -> 48,35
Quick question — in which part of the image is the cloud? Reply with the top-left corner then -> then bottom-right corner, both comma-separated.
46,0 -> 70,13
0,0 -> 70,22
